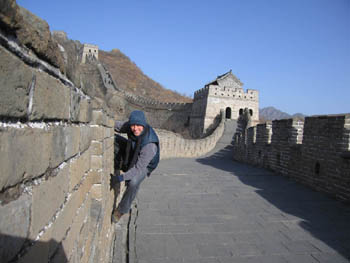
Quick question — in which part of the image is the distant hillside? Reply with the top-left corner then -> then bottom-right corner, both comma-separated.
99,49 -> 192,103
259,106 -> 306,121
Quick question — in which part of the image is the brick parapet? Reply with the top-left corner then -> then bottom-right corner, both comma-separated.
268,119 -> 304,176
233,115 -> 350,202
157,111 -> 226,159
207,85 -> 259,102
122,90 -> 192,111
0,33 -> 118,262
194,86 -> 209,100
294,115 -> 350,200
256,122 -> 272,145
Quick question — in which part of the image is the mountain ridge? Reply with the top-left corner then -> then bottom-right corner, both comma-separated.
259,106 -> 306,121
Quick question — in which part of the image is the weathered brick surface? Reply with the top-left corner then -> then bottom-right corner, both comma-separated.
79,125 -> 92,153
107,117 -> 115,128
49,166 -> 97,249
64,125 -> 80,160
0,127 -> 51,191
0,46 -> 31,118
91,155 -> 103,171
92,126 -> 105,142
77,205 -> 91,256
79,98 -> 92,123
90,184 -> 102,200
80,224 -> 93,263
30,164 -> 69,239
50,126 -> 66,168
0,192 -> 31,262
51,193 -> 80,247
91,141 -> 103,155
69,148 -> 90,191
0,17 -> 116,263
62,197 -> 91,260
92,110 -> 104,125
18,225 -> 53,263
29,71 -> 70,121
88,170 -> 104,186
70,90 -> 81,122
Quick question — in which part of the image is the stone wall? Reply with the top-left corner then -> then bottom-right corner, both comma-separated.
233,115 -> 350,202
157,111 -> 226,159
0,17 -> 123,262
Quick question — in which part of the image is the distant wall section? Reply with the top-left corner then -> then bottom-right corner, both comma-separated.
157,111 -> 226,159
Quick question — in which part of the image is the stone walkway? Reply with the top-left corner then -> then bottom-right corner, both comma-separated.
115,121 -> 350,263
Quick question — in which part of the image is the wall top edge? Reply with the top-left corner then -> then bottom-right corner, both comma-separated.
83,43 -> 98,48
306,113 -> 350,119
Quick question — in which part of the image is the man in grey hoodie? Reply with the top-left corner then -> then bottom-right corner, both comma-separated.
112,110 -> 160,222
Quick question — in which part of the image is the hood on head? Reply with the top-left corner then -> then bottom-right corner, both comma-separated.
129,110 -> 147,127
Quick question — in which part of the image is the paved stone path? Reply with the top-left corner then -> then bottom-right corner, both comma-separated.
125,121 -> 350,263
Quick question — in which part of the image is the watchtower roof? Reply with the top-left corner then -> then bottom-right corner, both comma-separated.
205,70 -> 243,87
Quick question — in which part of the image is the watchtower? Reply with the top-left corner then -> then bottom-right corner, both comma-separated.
190,70 -> 259,137
82,44 -> 99,63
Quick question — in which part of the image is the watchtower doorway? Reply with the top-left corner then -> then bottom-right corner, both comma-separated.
225,107 -> 232,119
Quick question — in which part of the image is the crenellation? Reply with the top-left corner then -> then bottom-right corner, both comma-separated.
233,114 -> 350,201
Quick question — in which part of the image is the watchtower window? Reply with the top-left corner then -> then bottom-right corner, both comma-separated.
225,107 -> 232,119
249,109 -> 253,116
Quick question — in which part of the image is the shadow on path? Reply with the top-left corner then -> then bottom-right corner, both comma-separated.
196,137 -> 350,260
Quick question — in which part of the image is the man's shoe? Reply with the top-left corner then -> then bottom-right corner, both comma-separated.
111,210 -> 123,223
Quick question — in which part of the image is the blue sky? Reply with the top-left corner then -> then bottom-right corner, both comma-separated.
18,0 -> 349,116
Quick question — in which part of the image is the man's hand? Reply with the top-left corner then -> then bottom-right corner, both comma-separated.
110,171 -> 124,190
116,171 -> 125,182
